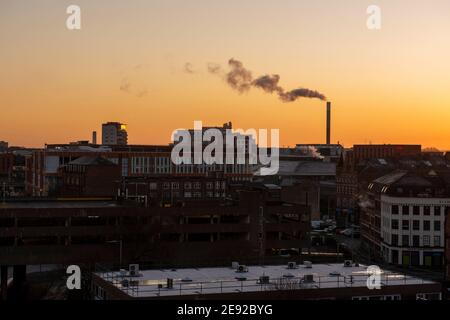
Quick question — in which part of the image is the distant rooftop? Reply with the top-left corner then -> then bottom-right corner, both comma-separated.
96,263 -> 436,298
68,156 -> 117,166
278,161 -> 336,176
0,200 -> 124,209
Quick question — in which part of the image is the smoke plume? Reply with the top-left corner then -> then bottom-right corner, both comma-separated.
280,88 -> 326,102
226,58 -> 253,93
298,146 -> 324,159
184,62 -> 195,74
207,63 -> 222,75
252,74 -> 283,94
210,58 -> 327,102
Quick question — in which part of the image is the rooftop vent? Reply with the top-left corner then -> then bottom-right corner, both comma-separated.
129,264 -> 140,277
236,265 -> 248,273
344,260 -> 353,267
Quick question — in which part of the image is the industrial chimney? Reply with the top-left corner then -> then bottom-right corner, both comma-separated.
92,131 -> 97,145
326,102 -> 331,145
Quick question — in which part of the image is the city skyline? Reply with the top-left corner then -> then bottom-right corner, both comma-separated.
1,0 -> 450,149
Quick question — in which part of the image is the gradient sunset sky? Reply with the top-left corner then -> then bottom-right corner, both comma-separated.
1,0 -> 450,149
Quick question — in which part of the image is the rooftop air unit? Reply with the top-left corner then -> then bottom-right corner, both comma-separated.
344,260 -> 353,267
303,274 -> 314,283
129,264 -> 140,276
236,265 -> 248,273
287,262 -> 297,269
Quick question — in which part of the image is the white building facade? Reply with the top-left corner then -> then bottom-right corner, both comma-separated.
380,195 -> 449,267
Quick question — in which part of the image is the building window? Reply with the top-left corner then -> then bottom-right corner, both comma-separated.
206,182 -> 213,190
193,182 -> 201,190
423,235 -> 430,246
391,234 -> 398,246
401,205 -> 409,215
423,220 -> 430,231
413,220 -> 420,231
433,236 -> 441,247
163,182 -> 170,190
412,235 -> 420,247
184,182 -> 192,190
171,182 -> 179,190
402,235 -> 409,246
402,220 -> 409,231
434,221 -> 440,231
413,206 -> 420,215
149,182 -> 157,190
391,219 -> 399,230
391,205 -> 399,215
416,293 -> 441,300
423,206 -> 430,216
433,207 -> 441,216
184,192 -> 192,198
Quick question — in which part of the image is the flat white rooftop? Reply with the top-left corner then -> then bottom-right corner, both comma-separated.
96,263 -> 436,298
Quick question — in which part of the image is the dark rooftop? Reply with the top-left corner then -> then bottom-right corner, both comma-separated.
68,156 -> 117,166
0,200 -> 128,209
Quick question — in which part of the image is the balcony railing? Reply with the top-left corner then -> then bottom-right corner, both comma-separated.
99,271 -> 431,298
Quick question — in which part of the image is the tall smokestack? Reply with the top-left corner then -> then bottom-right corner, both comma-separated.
326,102 -> 331,145
92,131 -> 97,145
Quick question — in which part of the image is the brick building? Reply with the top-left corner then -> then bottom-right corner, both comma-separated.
59,156 -> 121,197
0,187 -> 309,269
26,142 -> 254,197
118,172 -> 228,206
446,209 -> 450,280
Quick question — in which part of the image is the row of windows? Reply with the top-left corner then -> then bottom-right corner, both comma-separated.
146,181 -> 226,190
391,219 -> 441,231
157,191 -> 226,199
391,205 -> 445,216
390,234 -> 441,247
164,181 -> 225,190
352,295 -> 401,301
337,185 -> 356,194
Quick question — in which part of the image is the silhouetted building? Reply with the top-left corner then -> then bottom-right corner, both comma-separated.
102,122 -> 128,145
118,173 -> 227,206
0,141 -> 8,153
0,189 -> 309,270
336,144 -> 422,227
59,156 -> 121,197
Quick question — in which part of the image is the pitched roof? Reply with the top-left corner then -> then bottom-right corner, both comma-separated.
68,156 -> 117,166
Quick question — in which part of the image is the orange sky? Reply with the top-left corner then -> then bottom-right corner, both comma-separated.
1,0 -> 450,149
